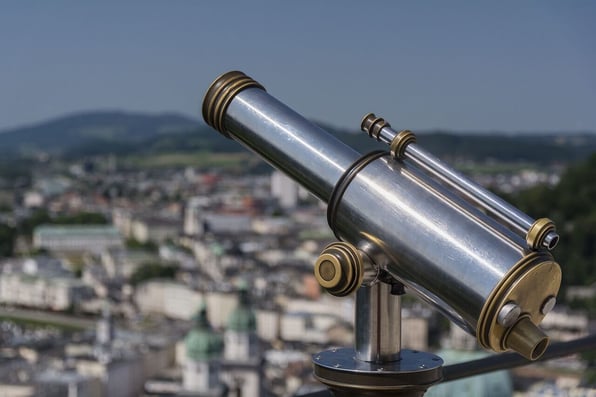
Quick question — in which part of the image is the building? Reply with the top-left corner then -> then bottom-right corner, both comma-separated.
184,197 -> 209,236
271,170 -> 299,209
541,309 -> 589,342
35,370 -> 102,397
33,225 -> 123,254
21,256 -> 71,278
402,316 -> 429,352
0,272 -> 93,310
131,217 -> 180,243
100,248 -> 160,279
134,280 -> 202,320
184,195 -> 253,238
567,282 -> 596,301
23,190 -> 44,208
71,311 -> 177,397
112,208 -> 134,238
134,282 -> 242,328
147,286 -> 268,397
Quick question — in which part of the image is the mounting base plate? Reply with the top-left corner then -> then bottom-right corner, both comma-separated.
313,348 -> 443,397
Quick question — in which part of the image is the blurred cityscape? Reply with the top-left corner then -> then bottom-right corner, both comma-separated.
1,1 -> 595,396
0,115 -> 595,397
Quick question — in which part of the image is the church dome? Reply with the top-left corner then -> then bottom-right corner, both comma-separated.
227,306 -> 257,332
227,283 -> 257,332
185,304 -> 224,361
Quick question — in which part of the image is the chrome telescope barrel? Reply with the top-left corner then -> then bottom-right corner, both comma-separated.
361,114 -> 559,251
202,71 -> 562,360
202,71 -> 361,202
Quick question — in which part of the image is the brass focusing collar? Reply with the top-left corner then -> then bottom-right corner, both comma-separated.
526,218 -> 556,250
314,242 -> 364,297
390,130 -> 416,159
202,71 -> 265,138
360,113 -> 390,141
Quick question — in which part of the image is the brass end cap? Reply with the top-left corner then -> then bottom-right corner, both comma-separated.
202,71 -> 265,138
389,130 -> 416,159
526,218 -> 558,251
504,316 -> 549,360
314,242 -> 364,297
477,252 -> 561,360
360,113 -> 390,141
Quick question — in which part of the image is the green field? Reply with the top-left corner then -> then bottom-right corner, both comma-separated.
0,314 -> 87,332
455,161 -> 539,175
122,151 -> 261,170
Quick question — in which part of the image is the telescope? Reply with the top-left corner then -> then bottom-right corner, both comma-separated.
202,71 -> 562,396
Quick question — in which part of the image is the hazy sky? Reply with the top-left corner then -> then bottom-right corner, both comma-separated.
1,1 -> 595,132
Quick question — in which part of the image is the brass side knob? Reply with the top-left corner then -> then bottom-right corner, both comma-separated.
360,113 -> 390,141
526,218 -> 558,250
314,242 -> 364,297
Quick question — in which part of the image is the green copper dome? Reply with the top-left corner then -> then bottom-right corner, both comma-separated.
185,304 -> 223,361
227,283 -> 257,332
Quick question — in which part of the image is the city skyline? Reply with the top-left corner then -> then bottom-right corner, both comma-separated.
1,1 -> 595,133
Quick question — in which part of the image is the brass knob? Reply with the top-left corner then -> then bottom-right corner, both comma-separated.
314,242 -> 364,296
360,113 -> 390,141
526,218 -> 558,250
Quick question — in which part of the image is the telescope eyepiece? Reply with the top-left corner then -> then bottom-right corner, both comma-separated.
504,316 -> 550,361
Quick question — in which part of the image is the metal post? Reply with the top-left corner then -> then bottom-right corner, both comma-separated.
355,282 -> 401,363
313,281 -> 443,396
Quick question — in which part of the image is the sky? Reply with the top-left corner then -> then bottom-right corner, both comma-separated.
0,1 -> 595,133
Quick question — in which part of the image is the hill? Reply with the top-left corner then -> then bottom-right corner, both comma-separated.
319,122 -> 596,165
0,111 -> 200,157
1,111 -> 595,165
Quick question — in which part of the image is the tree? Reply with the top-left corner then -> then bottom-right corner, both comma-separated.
0,223 -> 16,257
510,153 -> 596,290
129,262 -> 176,286
18,210 -> 108,237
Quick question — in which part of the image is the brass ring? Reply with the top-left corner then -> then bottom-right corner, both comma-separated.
314,242 -> 364,297
202,71 -> 265,137
360,113 -> 391,141
389,130 -> 416,159
526,218 -> 556,250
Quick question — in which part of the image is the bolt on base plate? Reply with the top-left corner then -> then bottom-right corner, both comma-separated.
313,348 -> 443,397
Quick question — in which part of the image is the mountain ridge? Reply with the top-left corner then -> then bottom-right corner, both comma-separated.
0,110 -> 201,156
1,110 -> 595,164
0,110 -> 201,134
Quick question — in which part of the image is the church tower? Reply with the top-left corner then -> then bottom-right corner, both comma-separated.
183,304 -> 226,396
224,284 -> 259,361
222,283 -> 262,397
94,303 -> 115,363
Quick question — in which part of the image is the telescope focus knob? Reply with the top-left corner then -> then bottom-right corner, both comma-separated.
314,242 -> 365,297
